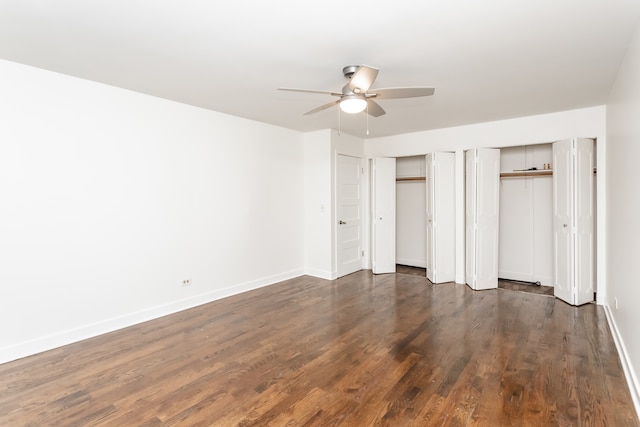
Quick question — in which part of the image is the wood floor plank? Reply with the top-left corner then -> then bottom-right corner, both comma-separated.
0,270 -> 637,426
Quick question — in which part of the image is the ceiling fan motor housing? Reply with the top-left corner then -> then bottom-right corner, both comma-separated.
342,65 -> 359,79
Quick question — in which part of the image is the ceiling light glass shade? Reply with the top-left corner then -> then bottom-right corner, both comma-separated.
339,96 -> 367,114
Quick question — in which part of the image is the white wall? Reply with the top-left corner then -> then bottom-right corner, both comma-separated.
499,145 -> 554,285
0,59 -> 305,364
605,19 -> 640,413
365,107 -> 606,156
303,130 -> 333,278
396,156 -> 426,178
365,106 -> 607,292
303,129 -> 365,279
396,156 -> 426,268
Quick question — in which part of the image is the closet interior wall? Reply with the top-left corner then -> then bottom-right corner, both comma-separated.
499,144 -> 554,286
396,156 -> 426,268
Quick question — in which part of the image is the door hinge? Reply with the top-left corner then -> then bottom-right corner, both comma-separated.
362,250 -> 364,256
361,167 -> 364,174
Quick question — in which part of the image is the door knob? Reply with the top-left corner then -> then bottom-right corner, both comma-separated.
339,220 -> 347,225
563,224 -> 568,228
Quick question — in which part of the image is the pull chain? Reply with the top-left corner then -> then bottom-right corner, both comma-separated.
366,102 -> 370,136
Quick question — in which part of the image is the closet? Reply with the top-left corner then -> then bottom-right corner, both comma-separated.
496,138 -> 596,305
393,153 -> 456,283
396,156 -> 426,269
375,139 -> 596,305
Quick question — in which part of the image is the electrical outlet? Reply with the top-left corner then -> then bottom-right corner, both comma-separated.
614,297 -> 618,310
181,278 -> 191,287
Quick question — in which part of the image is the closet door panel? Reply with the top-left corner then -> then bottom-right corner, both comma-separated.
425,154 -> 435,282
553,140 -> 574,304
372,158 -> 396,274
575,139 -> 594,305
475,149 -> 500,290
465,148 -> 500,290
465,150 -> 476,287
434,152 -> 456,283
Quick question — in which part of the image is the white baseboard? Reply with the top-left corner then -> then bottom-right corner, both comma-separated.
0,269 -> 304,365
396,258 -> 426,268
604,304 -> 640,419
304,268 -> 335,280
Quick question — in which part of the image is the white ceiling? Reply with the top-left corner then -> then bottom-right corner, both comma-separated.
1,1 -> 639,138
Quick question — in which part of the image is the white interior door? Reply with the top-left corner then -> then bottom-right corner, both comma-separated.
372,157 -> 396,274
553,140 -> 573,304
337,155 -> 363,278
575,138 -> 594,305
425,154 -> 435,282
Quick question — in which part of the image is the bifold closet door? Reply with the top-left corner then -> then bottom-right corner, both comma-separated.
552,138 -> 594,305
465,148 -> 500,290
426,152 -> 455,283
371,157 -> 396,274
426,154 -> 434,280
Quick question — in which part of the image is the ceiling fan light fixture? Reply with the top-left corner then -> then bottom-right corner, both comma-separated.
339,95 -> 367,114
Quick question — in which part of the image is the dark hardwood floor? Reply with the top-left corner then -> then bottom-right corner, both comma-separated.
498,279 -> 555,297
396,264 -> 428,277
0,271 -> 637,426
396,264 -> 555,297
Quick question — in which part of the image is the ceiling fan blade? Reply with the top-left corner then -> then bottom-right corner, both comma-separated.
370,87 -> 435,99
278,87 -> 342,96
304,100 -> 340,115
348,65 -> 379,93
366,99 -> 386,117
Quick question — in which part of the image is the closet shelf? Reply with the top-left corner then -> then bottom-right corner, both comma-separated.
500,170 -> 553,178
396,176 -> 426,182
500,168 -> 597,178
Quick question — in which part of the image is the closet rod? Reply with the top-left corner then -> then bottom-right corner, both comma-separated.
396,177 -> 426,182
500,171 -> 553,178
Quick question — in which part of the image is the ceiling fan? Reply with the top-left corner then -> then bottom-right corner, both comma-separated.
278,65 -> 435,117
